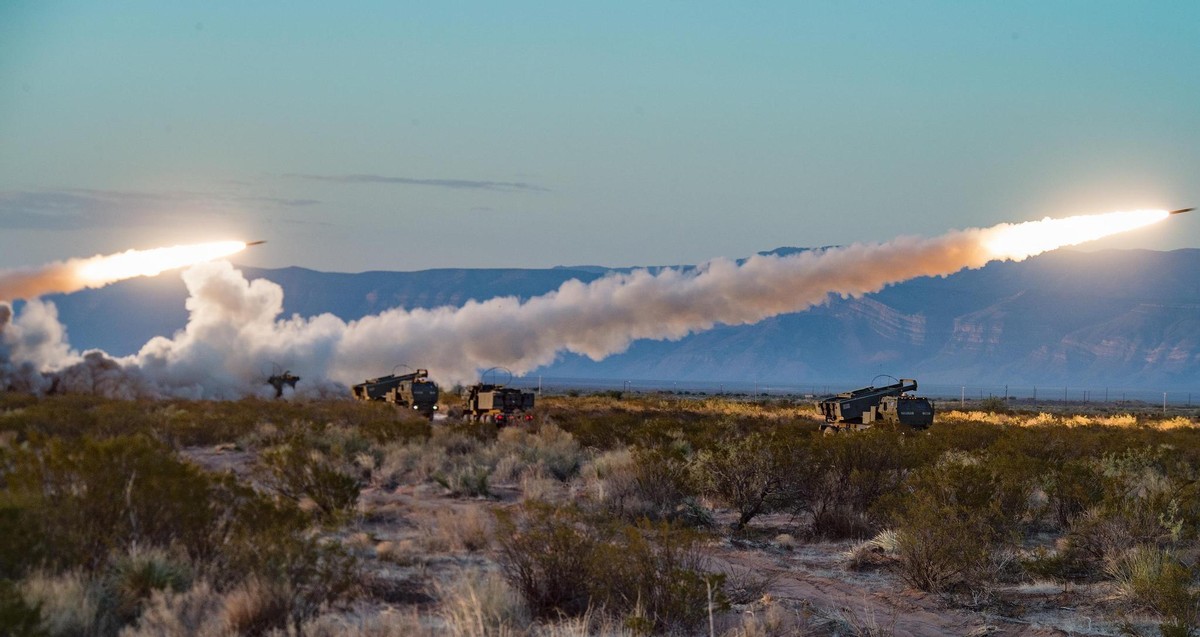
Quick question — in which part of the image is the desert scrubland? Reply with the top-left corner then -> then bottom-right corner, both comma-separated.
1,393 -> 1199,636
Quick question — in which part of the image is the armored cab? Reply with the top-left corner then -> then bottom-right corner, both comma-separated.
463,383 -> 535,425
818,378 -> 934,433
352,368 -> 440,418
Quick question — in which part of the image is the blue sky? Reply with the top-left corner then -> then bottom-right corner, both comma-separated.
2,1 -> 1197,271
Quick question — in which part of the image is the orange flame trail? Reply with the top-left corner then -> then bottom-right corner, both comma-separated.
0,240 -> 248,301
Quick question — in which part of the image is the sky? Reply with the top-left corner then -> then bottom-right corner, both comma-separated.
1,1 -> 1198,273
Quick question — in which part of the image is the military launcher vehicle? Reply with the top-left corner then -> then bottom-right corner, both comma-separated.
352,368 -> 440,418
461,368 -> 534,425
463,383 -> 535,425
817,377 -> 934,433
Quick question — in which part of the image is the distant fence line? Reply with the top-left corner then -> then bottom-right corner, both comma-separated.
510,376 -> 1199,408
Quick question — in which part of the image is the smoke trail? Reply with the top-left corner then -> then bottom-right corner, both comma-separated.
0,209 -> 1172,398
0,241 -> 247,301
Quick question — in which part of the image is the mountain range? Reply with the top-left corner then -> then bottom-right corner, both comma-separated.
40,248 -> 1200,392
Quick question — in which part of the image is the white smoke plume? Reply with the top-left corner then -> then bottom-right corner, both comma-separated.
0,210 -> 1171,399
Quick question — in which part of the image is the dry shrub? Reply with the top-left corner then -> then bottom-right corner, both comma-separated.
523,424 -> 584,481
797,429 -> 910,539
0,580 -> 44,637
1,435 -> 218,574
20,569 -> 101,636
884,451 -> 1034,592
255,444 -> 362,522
293,609 -> 427,637
940,410 -> 1012,425
223,577 -> 292,636
1063,449 -> 1199,573
375,539 -> 422,566
434,464 -> 492,498
491,425 -> 585,484
353,452 -> 378,480
1022,412 -> 1059,427
693,433 -> 793,530
1157,416 -> 1195,430
374,427 -> 492,490
491,452 -> 527,485
437,570 -> 530,637
813,601 -> 898,637
423,427 -> 487,462
417,508 -> 493,553
494,502 -> 716,632
374,440 -> 441,487
118,580 -> 228,637
844,529 -> 899,571
942,411 -> 1154,429
1043,460 -> 1105,530
719,566 -> 778,605
892,492 -> 992,592
575,448 -> 631,505
520,466 -> 561,503
532,609 -> 636,636
101,545 -> 192,628
721,601 -> 799,637
1105,546 -> 1195,621
579,447 -> 695,522
345,532 -> 374,551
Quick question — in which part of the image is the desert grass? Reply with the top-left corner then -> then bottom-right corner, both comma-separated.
576,448 -> 637,504
813,600 -> 898,637
118,580 -> 229,637
292,608 -> 429,637
539,394 -> 822,422
939,410 -> 1196,429
374,538 -> 425,567
437,570 -> 530,637
21,569 -> 102,636
843,529 -> 900,570
1104,545 -> 1194,616
720,600 -> 803,637
221,576 -> 293,636
9,394 -> 1200,636
519,466 -> 563,503
372,423 -> 586,496
413,507 -> 493,553
490,424 -> 584,483
103,545 -> 193,622
530,611 -> 636,637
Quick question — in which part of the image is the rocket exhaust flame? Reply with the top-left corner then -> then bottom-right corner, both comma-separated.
979,209 -> 1169,261
0,240 -> 248,301
0,208 -> 1182,398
